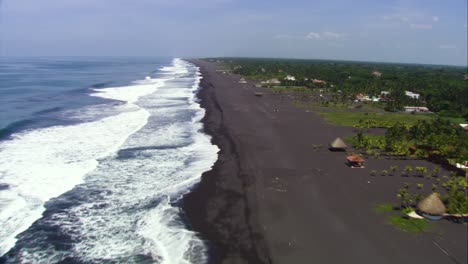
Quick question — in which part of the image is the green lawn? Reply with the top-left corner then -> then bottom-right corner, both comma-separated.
388,216 -> 428,233
271,86 -> 311,93
321,112 -> 463,127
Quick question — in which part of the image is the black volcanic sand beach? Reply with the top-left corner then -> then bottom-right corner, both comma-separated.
183,60 -> 467,264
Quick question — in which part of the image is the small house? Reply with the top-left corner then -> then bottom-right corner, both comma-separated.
404,106 -> 430,113
346,155 -> 365,168
405,91 -> 420,99
261,79 -> 281,85
312,79 -> 327,85
239,78 -> 247,84
372,71 -> 383,77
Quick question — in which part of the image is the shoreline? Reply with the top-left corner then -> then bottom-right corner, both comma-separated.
183,59 -> 467,264
183,60 -> 271,263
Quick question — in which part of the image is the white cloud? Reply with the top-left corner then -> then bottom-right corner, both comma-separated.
410,24 -> 432,29
439,44 -> 456,49
432,16 -> 439,22
306,32 -> 322,40
305,31 -> 344,40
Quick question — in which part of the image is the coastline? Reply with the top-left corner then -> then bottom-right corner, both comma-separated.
183,60 -> 271,263
183,59 -> 467,264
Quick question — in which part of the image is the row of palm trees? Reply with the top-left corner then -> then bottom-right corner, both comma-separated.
370,165 -> 442,178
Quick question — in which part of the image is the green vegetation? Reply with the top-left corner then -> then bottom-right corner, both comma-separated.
442,178 -> 468,214
347,118 -> 467,164
212,58 -> 468,120
375,204 -> 428,233
271,86 -> 311,93
321,112 -> 437,127
388,216 -> 427,233
393,175 -> 468,215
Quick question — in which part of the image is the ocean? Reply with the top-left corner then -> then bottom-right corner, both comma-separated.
0,57 -> 218,263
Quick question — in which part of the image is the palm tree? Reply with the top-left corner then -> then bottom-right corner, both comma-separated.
414,194 -> 424,204
403,166 -> 413,177
417,183 -> 424,189
421,167 -> 428,176
415,166 -> 427,177
390,165 -> 398,175
397,188 -> 409,208
381,169 -> 388,176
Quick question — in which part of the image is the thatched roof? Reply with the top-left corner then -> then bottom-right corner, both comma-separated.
330,137 -> 347,149
346,155 -> 365,162
417,193 -> 446,216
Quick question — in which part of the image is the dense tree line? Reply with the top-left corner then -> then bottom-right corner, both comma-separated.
213,58 -> 468,119
384,118 -> 468,162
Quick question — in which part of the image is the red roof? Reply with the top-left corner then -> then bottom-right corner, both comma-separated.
346,155 -> 365,162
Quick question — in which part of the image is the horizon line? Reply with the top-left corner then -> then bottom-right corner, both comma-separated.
1,55 -> 467,68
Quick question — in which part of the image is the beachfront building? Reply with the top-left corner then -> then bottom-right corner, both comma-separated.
405,91 -> 420,99
329,137 -> 347,151
404,106 -> 430,113
355,93 -> 373,102
261,78 -> 281,85
372,71 -> 383,77
312,79 -> 327,85
346,155 -> 365,168
417,193 -> 446,220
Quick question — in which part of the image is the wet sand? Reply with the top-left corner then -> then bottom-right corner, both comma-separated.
183,60 -> 467,264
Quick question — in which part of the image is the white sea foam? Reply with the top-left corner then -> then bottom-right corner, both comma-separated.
2,59 -> 219,264
0,71 -> 166,256
59,59 -> 218,264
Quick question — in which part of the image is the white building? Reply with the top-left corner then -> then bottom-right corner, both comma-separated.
284,75 -> 296,81
404,106 -> 429,112
405,91 -> 420,99
261,78 -> 281,84
372,71 -> 383,77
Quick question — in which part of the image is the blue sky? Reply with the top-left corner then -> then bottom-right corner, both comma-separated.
1,0 -> 467,65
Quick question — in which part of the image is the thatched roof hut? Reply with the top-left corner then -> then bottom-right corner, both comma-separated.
329,137 -> 347,150
417,193 -> 446,216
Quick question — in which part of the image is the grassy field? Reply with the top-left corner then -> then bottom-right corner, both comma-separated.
321,112 -> 434,127
270,86 -> 311,93
321,112 -> 464,127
